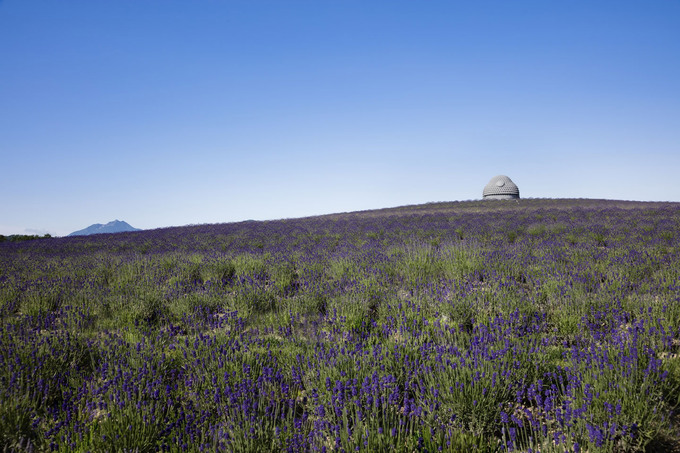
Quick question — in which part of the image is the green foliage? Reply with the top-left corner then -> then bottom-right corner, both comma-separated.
19,289 -> 62,317
80,402 -> 169,452
1,199 -> 680,451
0,233 -> 51,242
0,397 -> 43,451
526,223 -> 546,237
506,229 -> 521,243
134,294 -> 170,327
395,242 -> 483,287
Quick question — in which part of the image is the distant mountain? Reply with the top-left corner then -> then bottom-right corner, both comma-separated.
68,220 -> 141,237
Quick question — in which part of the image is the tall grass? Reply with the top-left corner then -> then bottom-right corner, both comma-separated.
1,199 -> 679,451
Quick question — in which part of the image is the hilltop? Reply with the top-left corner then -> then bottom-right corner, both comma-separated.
68,220 -> 140,236
1,197 -> 680,451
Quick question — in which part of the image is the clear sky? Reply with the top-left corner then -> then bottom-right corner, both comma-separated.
2,1 -> 679,236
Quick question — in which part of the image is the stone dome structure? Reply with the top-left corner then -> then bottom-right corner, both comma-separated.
483,175 -> 520,200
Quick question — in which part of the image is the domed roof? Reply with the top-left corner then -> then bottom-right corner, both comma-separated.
483,175 -> 520,199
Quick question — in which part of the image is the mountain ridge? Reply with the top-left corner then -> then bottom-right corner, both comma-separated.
68,220 -> 141,237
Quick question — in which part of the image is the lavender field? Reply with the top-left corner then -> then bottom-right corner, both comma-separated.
2,199 -> 680,452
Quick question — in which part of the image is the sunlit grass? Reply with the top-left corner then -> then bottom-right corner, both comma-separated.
1,199 -> 679,451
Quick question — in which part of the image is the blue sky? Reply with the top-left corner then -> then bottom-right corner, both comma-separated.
1,1 -> 679,236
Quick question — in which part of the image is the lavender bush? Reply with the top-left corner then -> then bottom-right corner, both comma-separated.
1,199 -> 680,452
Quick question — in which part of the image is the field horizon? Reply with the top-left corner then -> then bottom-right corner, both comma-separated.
2,197 -> 680,452
61,198 -> 680,240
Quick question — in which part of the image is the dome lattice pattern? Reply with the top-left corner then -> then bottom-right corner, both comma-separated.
483,175 -> 520,199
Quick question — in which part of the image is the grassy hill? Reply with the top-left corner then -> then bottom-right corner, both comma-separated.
1,198 -> 680,451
